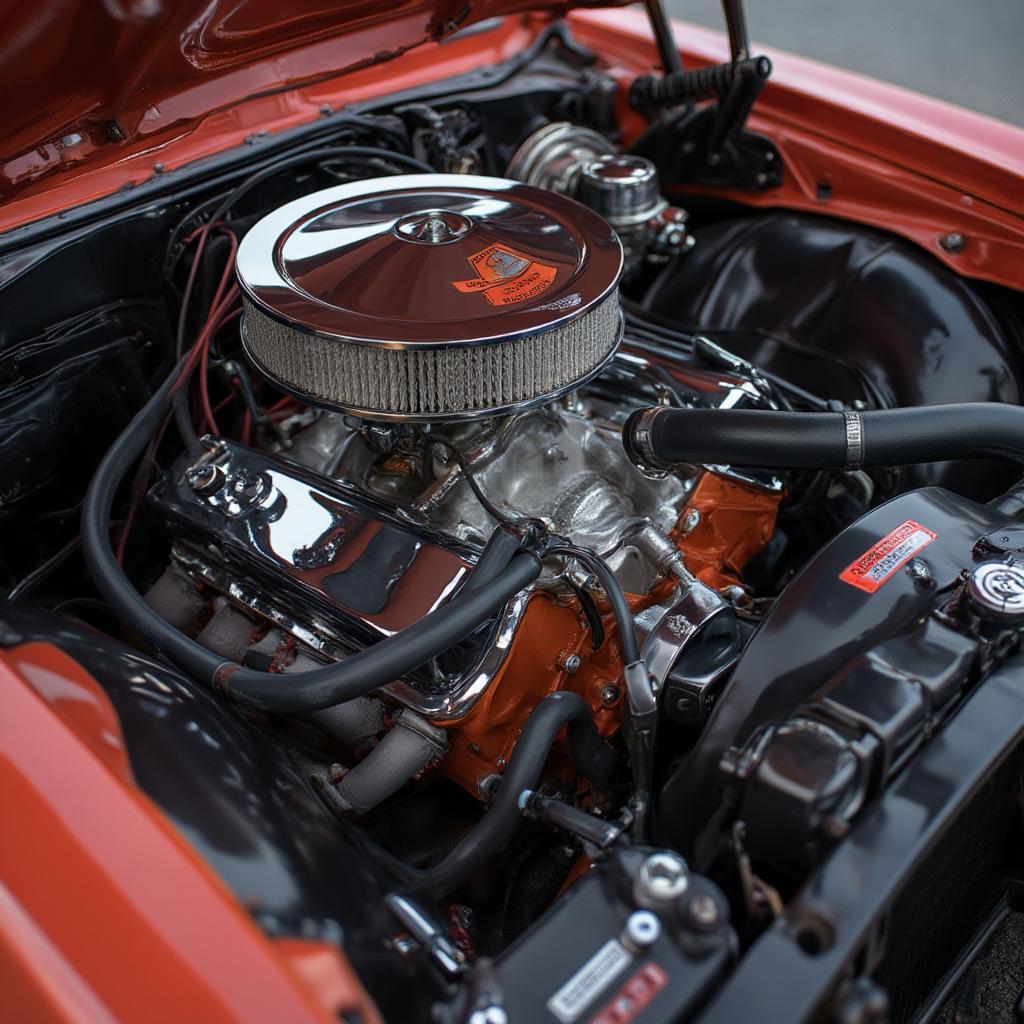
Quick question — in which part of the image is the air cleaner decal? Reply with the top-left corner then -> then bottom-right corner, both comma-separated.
839,520 -> 937,593
452,243 -> 557,305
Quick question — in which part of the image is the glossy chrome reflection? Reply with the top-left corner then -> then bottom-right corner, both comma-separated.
153,439 -> 530,720
235,173 -> 623,421
235,173 -> 622,349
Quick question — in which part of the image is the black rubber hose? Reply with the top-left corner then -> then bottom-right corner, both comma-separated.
623,403 -> 1024,471
81,364 -> 541,712
410,692 -> 617,899
461,524 -> 525,596
548,545 -> 641,665
630,55 -> 771,110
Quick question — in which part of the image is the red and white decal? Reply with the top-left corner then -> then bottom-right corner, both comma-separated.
451,243 -> 557,306
588,963 -> 668,1024
839,520 -> 937,594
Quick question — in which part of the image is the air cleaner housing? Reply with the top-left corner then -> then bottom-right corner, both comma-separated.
235,174 -> 623,421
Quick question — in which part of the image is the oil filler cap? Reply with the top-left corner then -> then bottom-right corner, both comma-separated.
967,560 -> 1024,620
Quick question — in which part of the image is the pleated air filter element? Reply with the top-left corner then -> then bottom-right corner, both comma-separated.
236,174 -> 623,421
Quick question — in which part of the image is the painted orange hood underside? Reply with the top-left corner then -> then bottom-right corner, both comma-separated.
0,0 -> 623,190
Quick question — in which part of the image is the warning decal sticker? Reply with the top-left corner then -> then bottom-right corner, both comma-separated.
547,939 -> 632,1023
589,963 -> 669,1024
839,520 -> 937,594
452,244 -> 557,306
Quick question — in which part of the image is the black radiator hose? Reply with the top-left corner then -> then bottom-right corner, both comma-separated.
410,692 -> 617,899
623,403 -> 1024,472
81,358 -> 541,713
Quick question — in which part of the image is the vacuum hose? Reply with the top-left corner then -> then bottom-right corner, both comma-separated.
81,358 -> 541,713
410,692 -> 617,899
623,403 -> 1024,472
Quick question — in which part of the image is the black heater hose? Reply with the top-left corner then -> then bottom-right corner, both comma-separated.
410,691 -> 617,899
547,544 -> 641,666
624,403 -> 1024,472
81,359 -> 541,713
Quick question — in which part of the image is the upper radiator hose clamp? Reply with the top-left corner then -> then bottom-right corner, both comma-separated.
622,407 -> 671,475
622,402 -> 1024,472
843,410 -> 864,470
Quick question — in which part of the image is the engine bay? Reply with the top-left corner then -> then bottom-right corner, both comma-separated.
4,19 -> 1024,1024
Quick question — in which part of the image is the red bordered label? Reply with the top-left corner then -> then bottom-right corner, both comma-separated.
588,963 -> 668,1024
839,520 -> 937,594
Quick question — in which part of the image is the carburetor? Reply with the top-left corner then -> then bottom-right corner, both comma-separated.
506,122 -> 694,266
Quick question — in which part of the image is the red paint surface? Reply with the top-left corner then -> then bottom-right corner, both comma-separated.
2,6 -> 1024,1016
0,641 -> 378,1023
571,9 -> 1024,291
4,11 -> 1022,293
0,4 -> 611,202
2,8 -> 1024,294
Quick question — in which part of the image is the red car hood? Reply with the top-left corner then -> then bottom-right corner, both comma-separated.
0,0 -> 618,192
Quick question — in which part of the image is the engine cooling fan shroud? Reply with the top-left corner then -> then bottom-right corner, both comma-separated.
236,173 -> 624,422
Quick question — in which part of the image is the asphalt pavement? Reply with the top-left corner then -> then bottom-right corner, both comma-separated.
663,0 -> 1024,128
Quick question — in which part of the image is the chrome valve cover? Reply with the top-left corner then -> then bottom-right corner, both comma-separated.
150,440 -> 526,721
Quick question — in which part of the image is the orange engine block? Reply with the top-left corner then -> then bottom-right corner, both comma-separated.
439,470 -> 783,796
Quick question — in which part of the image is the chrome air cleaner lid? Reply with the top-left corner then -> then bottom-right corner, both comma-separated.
236,174 -> 623,421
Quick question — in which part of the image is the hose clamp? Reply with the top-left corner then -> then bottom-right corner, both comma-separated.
624,407 -> 669,479
843,411 -> 864,470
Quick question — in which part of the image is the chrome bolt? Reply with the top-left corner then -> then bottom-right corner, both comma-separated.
687,893 -> 720,929
624,910 -> 661,949
186,463 -> 223,495
469,1009 -> 509,1024
600,684 -> 621,708
562,653 -> 582,674
939,231 -> 966,253
231,471 -> 266,503
906,558 -> 933,588
680,508 -> 701,535
392,934 -> 418,957
637,853 -> 689,905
